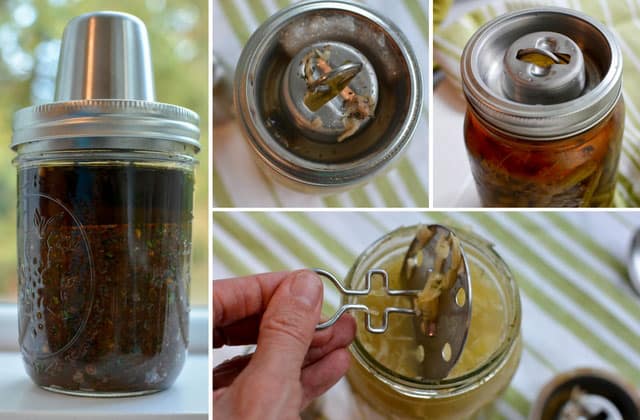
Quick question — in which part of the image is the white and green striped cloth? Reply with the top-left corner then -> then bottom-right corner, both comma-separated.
212,0 -> 429,208
213,211 -> 640,419
434,0 -> 640,207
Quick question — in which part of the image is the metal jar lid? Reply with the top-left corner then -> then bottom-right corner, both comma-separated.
529,368 -> 640,419
461,7 -> 623,141
234,0 -> 422,189
11,11 -> 200,155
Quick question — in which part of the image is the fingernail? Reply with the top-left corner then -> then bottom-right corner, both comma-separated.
290,270 -> 322,308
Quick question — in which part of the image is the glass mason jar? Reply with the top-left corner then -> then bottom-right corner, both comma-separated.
344,225 -> 522,419
461,7 -> 624,207
234,1 -> 422,193
11,12 -> 200,396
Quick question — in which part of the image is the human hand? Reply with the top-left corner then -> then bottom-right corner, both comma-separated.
213,270 -> 356,420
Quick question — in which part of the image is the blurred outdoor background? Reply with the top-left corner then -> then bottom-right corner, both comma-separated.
0,0 -> 208,304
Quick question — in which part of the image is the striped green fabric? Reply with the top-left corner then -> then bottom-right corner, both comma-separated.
212,0 -> 429,208
434,0 -> 640,207
213,212 -> 640,419
433,0 -> 454,28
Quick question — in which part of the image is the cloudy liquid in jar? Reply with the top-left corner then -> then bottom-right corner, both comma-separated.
354,251 -> 506,380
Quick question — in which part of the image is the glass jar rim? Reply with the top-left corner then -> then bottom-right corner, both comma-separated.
346,224 -> 522,399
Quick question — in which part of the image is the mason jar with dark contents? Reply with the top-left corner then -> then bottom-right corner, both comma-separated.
234,0 -> 422,193
11,12 -> 200,396
461,7 -> 624,207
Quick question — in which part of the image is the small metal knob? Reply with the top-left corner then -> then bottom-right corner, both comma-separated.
281,41 -> 378,143
502,31 -> 585,105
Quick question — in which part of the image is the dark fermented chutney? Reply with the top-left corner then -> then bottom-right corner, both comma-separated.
17,164 -> 193,395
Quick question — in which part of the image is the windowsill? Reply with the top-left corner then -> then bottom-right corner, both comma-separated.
0,352 -> 207,419
0,305 -> 208,419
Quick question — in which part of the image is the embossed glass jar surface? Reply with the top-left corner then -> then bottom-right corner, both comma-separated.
344,226 -> 522,419
15,151 -> 195,396
11,12 -> 200,397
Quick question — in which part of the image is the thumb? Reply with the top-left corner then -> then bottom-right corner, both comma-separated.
250,270 -> 323,381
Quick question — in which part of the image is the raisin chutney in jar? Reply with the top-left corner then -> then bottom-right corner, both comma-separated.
234,1 -> 422,193
461,8 -> 624,207
344,225 -> 522,419
11,12 -> 199,396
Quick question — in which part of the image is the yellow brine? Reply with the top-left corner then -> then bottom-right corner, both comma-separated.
355,256 -> 505,380
344,225 -> 522,419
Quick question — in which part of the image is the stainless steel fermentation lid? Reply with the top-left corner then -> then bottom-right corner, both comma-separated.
461,7 -> 623,141
234,0 -> 422,189
11,11 -> 200,153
